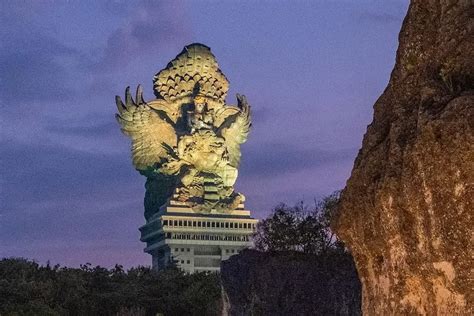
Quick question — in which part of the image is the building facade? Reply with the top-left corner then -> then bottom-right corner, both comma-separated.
140,199 -> 257,273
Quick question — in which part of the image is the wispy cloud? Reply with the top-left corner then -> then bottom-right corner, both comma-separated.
0,140 -> 137,212
94,0 -> 191,71
0,34 -> 86,104
240,142 -> 357,179
359,12 -> 401,24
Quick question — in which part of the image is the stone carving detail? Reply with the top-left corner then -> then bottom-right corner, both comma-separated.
116,44 -> 251,220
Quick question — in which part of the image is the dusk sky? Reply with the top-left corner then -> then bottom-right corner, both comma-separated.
1,0 -> 409,267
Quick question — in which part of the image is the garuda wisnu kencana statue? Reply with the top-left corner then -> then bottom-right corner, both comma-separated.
115,44 -> 251,221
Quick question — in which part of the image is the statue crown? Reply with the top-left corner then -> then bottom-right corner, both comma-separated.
153,43 -> 229,103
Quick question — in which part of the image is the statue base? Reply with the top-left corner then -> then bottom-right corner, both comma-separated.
139,198 -> 258,273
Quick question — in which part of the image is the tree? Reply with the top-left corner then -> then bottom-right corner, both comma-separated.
253,191 -> 344,255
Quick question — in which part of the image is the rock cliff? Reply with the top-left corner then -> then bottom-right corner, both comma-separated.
334,0 -> 473,314
220,249 -> 361,315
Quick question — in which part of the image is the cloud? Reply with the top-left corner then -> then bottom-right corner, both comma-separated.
239,142 -> 357,179
0,139 -> 148,267
0,2 -> 91,105
46,118 -> 117,138
0,34 -> 86,104
0,139 -> 138,212
359,12 -> 401,24
356,1 -> 407,25
94,0 -> 191,71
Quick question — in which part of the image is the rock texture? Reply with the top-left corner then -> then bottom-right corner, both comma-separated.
220,249 -> 361,315
334,0 -> 473,314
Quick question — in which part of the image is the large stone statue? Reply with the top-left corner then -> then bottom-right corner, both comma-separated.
116,44 -> 251,221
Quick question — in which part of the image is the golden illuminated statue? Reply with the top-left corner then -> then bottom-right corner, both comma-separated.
116,44 -> 251,220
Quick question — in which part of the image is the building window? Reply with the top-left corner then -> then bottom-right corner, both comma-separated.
175,248 -> 178,252
193,221 -> 196,227
187,260 -> 190,264
225,222 -> 229,228
198,221 -> 201,227
239,223 -> 242,228
187,248 -> 190,252
174,220 -> 178,226
230,223 -> 233,228
181,260 -> 184,264
212,222 -> 215,228
244,223 -> 247,229
163,220 -> 168,226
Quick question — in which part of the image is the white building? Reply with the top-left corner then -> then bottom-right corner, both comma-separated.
140,198 -> 257,273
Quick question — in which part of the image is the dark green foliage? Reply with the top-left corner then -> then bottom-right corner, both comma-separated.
253,191 -> 345,255
0,259 -> 221,316
222,192 -> 361,315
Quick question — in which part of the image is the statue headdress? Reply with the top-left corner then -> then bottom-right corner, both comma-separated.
153,43 -> 229,103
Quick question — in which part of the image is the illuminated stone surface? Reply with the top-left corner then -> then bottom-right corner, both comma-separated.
116,44 -> 256,272
333,1 -> 473,314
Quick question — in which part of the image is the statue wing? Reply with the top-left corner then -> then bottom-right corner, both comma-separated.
216,94 -> 252,168
115,86 -> 177,170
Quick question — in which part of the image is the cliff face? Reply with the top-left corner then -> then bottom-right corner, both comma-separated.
334,0 -> 473,314
220,250 -> 361,316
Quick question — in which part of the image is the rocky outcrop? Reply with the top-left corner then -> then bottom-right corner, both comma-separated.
220,249 -> 361,315
334,0 -> 473,314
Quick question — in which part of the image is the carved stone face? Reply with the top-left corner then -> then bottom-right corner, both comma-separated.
193,94 -> 206,113
194,101 -> 205,114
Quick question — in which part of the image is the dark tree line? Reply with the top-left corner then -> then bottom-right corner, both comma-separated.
0,260 -> 221,316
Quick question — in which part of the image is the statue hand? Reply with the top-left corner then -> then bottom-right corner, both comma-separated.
236,93 -> 248,110
115,85 -> 146,114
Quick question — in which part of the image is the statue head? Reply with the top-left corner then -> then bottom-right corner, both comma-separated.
193,93 -> 207,113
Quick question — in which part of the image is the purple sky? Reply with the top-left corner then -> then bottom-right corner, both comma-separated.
0,0 -> 409,267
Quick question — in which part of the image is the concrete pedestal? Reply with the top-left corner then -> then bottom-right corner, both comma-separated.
140,201 -> 257,273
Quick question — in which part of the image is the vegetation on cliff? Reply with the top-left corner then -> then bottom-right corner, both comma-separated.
253,191 -> 345,255
221,192 -> 362,315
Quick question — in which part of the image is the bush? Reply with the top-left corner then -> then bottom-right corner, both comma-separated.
253,191 -> 345,255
